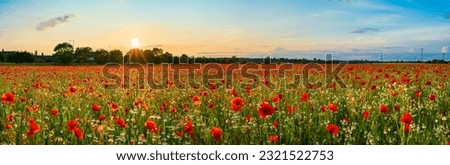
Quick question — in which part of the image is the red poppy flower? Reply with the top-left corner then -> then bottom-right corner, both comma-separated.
108,101 -> 118,112
327,103 -> 338,112
245,114 -> 252,122
200,91 -> 208,96
393,105 -> 400,111
1,92 -> 15,104
363,111 -> 369,120
288,105 -> 295,114
116,117 -> 127,128
5,122 -> 12,129
92,103 -> 101,112
50,108 -> 58,116
73,127 -> 83,140
69,86 -> 77,93
7,113 -> 13,122
27,119 -> 40,138
258,102 -> 275,119
301,93 -> 309,102
415,90 -> 421,98
379,104 -> 388,114
97,115 -> 106,121
320,106 -> 326,112
447,141 -> 450,145
193,96 -> 201,105
68,120 -> 78,132
273,121 -> 279,128
268,135 -> 279,142
400,113 -> 413,125
210,127 -> 223,143
20,96 -> 27,102
429,94 -> 436,101
176,131 -> 183,137
272,95 -> 281,103
145,121 -> 158,134
231,97 -> 244,112
184,120 -> 194,136
326,124 -> 339,135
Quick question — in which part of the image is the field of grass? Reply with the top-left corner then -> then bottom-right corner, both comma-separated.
0,64 -> 449,144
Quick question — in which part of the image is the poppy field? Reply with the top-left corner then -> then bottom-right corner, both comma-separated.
0,64 -> 449,145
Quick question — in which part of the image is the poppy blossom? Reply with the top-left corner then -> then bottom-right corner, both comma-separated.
27,119 -> 40,138
287,105 -> 295,114
1,92 -> 15,104
50,108 -> 58,116
393,105 -> 400,111
97,115 -> 106,121
192,96 -> 201,105
68,120 -> 78,132
258,102 -> 275,119
210,127 -> 223,143
69,86 -> 77,93
272,95 -> 281,103
5,122 -> 12,129
92,103 -> 101,112
379,104 -> 388,114
245,114 -> 252,122
301,93 -> 309,102
184,120 -> 194,136
415,90 -> 421,98
327,103 -> 338,112
108,101 -> 118,112
116,117 -> 127,128
429,94 -> 436,101
363,111 -> 369,120
230,97 -> 244,112
145,121 -> 158,134
400,113 -> 413,125
268,135 -> 279,142
73,127 -> 83,140
272,121 -> 279,128
326,124 -> 339,135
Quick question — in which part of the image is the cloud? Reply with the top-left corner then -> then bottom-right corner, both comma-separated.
36,14 -> 75,31
142,44 -> 164,49
350,27 -> 379,34
409,47 -> 415,53
442,46 -> 448,53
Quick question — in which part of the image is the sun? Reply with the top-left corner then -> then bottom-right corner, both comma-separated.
131,38 -> 140,48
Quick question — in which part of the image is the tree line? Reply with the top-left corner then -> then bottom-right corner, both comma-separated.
1,42 -> 447,64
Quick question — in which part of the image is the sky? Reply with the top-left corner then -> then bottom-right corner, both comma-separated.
0,0 -> 449,61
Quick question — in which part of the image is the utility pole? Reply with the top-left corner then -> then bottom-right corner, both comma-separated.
420,48 -> 424,62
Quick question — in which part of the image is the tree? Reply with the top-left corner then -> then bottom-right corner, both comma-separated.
7,51 -> 34,63
74,47 -> 93,63
109,49 -> 123,64
93,49 -> 110,64
53,42 -> 74,64
143,49 -> 155,63
180,54 -> 189,63
0,52 -> 5,63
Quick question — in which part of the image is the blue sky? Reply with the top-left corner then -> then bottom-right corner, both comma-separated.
0,0 -> 449,60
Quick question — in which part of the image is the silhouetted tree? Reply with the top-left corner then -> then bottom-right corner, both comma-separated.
109,49 -> 123,64
7,51 -> 35,63
74,47 -> 93,63
53,42 -> 74,64
93,49 -> 110,64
